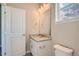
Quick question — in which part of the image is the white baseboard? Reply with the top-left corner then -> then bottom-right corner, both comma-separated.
26,50 -> 31,54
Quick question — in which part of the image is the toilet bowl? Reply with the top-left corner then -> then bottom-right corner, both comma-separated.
54,44 -> 73,56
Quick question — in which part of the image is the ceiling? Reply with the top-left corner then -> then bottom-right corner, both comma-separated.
7,3 -> 39,9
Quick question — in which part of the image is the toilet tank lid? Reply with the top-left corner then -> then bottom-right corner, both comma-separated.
54,44 -> 73,53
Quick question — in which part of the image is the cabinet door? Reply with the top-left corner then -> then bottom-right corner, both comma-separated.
37,40 -> 52,56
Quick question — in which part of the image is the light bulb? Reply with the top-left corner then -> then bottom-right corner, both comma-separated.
40,6 -> 43,11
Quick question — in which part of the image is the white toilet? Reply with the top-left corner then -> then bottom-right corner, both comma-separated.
54,44 -> 73,56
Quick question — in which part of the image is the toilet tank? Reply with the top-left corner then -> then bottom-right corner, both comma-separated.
54,44 -> 73,56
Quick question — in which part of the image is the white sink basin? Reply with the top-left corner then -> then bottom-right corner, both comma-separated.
30,34 -> 51,42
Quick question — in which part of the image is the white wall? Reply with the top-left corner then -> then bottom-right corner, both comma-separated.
50,4 -> 55,56
25,5 -> 39,51
40,9 -> 51,34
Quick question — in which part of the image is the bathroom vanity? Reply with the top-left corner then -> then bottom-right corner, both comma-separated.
30,34 -> 52,56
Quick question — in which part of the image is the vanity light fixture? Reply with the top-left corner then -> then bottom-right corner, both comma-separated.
38,3 -> 50,14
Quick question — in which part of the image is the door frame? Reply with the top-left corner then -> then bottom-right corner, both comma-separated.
1,3 -> 6,56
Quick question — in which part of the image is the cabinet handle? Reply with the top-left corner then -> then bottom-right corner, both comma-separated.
39,46 -> 42,49
43,45 -> 46,48
39,45 -> 46,49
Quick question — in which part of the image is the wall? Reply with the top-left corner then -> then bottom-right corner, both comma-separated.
25,5 -> 39,51
40,9 -> 50,34
51,4 -> 79,56
50,4 -> 55,56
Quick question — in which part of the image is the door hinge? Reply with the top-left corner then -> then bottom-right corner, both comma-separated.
4,52 -> 6,55
4,11 -> 6,14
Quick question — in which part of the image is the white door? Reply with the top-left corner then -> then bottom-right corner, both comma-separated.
5,6 -> 26,56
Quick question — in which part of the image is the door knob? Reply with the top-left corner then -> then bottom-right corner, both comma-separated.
22,34 -> 26,36
39,46 -> 42,49
43,45 -> 46,48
